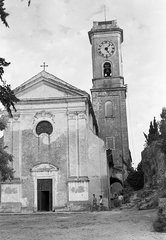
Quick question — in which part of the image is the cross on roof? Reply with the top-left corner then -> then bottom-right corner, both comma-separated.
40,62 -> 48,71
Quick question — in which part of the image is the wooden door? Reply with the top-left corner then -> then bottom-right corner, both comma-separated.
37,179 -> 52,211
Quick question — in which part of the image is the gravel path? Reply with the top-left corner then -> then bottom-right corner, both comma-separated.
0,209 -> 165,240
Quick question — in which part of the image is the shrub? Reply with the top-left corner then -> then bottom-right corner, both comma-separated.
153,217 -> 166,232
160,190 -> 166,198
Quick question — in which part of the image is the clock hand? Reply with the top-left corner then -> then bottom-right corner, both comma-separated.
105,42 -> 111,53
105,47 -> 109,53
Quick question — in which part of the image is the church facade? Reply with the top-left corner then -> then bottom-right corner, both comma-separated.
0,20 -> 130,212
1,71 -> 107,212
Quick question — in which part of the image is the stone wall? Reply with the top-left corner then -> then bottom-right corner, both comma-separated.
87,127 -> 108,208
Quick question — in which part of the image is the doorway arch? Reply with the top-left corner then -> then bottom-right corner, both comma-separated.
31,163 -> 59,212
110,177 -> 123,198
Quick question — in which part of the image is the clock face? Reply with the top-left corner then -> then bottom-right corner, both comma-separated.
97,41 -> 115,57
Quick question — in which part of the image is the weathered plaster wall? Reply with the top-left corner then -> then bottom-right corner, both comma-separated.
68,181 -> 89,201
2,96 -> 108,211
87,127 -> 108,207
91,90 -> 129,169
19,109 -> 69,209
1,183 -> 21,202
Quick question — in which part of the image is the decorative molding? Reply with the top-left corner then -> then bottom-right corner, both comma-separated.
78,112 -> 86,119
1,178 -> 22,184
67,111 -> 86,120
97,92 -> 119,97
98,92 -> 107,96
67,113 -> 77,120
68,176 -> 89,182
31,163 -> 58,211
33,110 -> 55,124
32,111 -> 55,137
13,113 -> 20,120
31,163 -> 59,172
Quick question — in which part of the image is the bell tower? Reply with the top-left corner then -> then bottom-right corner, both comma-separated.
88,20 -> 130,182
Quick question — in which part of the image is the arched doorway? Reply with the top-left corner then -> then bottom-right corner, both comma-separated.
110,177 -> 123,207
31,163 -> 59,212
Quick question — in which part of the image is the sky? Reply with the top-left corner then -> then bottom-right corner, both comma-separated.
1,0 -> 166,168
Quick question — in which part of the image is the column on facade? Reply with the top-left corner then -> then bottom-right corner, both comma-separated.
67,111 -> 87,178
11,114 -> 21,178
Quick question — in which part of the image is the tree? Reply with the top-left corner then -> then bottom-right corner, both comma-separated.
126,161 -> 144,191
159,107 -> 166,154
0,115 -> 14,202
0,121 -> 14,202
0,0 -> 20,117
0,0 -> 24,187
0,0 -> 9,27
144,108 -> 166,154
0,58 -> 19,117
0,0 -> 31,27
143,117 -> 159,146
0,0 -> 31,26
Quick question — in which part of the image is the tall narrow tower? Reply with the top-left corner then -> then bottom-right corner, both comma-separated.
89,20 -> 130,182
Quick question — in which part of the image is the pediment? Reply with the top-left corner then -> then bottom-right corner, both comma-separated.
14,71 -> 88,99
31,163 -> 59,172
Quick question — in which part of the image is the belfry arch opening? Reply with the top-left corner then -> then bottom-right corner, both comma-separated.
103,62 -> 112,77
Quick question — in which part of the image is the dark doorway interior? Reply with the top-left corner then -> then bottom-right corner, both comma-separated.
110,177 -> 122,185
37,179 -> 52,211
41,191 -> 49,211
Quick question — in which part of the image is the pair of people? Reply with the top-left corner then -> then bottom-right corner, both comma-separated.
113,192 -> 123,208
92,194 -> 103,211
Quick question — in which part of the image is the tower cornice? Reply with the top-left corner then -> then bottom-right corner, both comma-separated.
88,21 -> 123,44
92,76 -> 125,89
90,86 -> 127,93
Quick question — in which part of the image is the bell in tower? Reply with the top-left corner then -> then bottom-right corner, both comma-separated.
103,62 -> 112,77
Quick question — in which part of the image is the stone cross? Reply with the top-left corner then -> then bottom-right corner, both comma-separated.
40,62 -> 48,71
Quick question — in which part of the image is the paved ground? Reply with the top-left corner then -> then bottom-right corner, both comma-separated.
0,209 -> 166,240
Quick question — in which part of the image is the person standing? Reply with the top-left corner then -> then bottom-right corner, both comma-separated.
114,192 -> 119,208
92,194 -> 97,211
118,193 -> 123,208
99,195 -> 104,211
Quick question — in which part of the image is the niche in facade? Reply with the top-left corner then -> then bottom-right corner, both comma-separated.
105,101 -> 113,117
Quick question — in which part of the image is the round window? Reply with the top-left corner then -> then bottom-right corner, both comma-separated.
36,121 -> 53,136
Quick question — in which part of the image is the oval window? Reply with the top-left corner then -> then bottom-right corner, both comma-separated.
36,121 -> 53,136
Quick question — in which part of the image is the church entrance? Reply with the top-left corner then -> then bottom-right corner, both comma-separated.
37,179 -> 52,211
